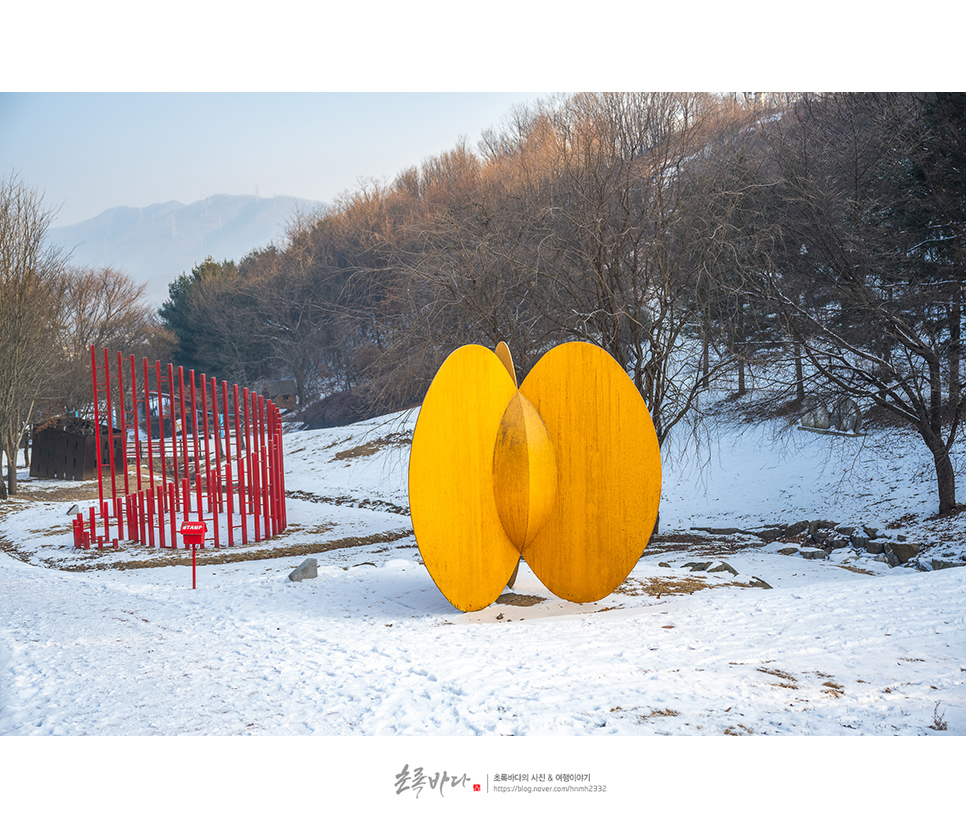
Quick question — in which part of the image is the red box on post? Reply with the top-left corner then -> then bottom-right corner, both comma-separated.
180,520 -> 207,546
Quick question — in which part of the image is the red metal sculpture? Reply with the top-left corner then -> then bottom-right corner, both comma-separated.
72,346 -> 287,551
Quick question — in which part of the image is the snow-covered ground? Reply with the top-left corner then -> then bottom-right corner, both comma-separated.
2,402 -> 963,822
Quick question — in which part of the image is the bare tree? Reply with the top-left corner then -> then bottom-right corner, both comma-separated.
51,265 -> 165,415
404,93 -> 763,445
748,93 -> 966,514
0,173 -> 65,497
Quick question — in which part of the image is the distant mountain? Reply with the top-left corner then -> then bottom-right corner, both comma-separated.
47,194 -> 323,306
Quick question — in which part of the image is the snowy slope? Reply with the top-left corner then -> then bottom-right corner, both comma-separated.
1,406 -> 963,740
3,402 -> 964,826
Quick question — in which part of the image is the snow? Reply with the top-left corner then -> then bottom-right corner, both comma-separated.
1,403 -> 963,823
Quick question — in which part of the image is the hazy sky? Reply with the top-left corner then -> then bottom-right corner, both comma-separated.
1,93 -> 553,227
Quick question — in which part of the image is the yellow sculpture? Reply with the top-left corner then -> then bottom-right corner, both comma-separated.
408,341 -> 661,612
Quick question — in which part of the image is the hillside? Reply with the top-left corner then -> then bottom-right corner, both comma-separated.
1,400 -> 963,739
46,194 -> 322,304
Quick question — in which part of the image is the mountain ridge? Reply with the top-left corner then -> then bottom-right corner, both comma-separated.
47,194 -> 324,306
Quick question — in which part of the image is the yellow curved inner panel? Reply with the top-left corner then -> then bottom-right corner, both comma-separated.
408,345 -> 520,611
492,391 -> 558,552
519,342 -> 661,603
494,341 -> 518,387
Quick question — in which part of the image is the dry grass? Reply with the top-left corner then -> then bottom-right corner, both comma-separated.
0,533 -> 35,565
618,576 -> 712,597
646,532 -> 751,557
330,433 -> 409,462
837,563 -> 876,575
757,667 -> 799,687
60,528 -> 413,572
618,572 -> 775,598
495,593 -> 545,607
641,707 -> 680,720
609,706 -> 680,722
886,512 -> 919,530
12,481 -> 101,502
724,724 -> 755,735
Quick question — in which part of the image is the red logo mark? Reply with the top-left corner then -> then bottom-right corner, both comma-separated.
473,784 -> 481,792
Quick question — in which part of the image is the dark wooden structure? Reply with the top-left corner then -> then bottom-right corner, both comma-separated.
30,417 -> 122,481
260,380 -> 297,411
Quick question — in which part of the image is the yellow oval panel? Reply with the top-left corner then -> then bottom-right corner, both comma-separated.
492,391 -> 558,553
519,342 -> 661,602
408,345 -> 520,611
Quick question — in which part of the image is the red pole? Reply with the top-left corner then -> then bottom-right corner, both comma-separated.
179,366 -> 189,509
157,485 -> 166,548
103,348 -> 117,505
168,483 -> 176,547
266,402 -> 273,535
155,362 -> 168,510
221,381 -> 233,546
236,386 -> 248,543
115,494 -> 124,540
205,377 -> 225,511
267,438 -> 276,537
167,364 -> 179,510
210,379 -> 223,545
251,448 -> 261,541
201,374 -> 212,514
272,432 -> 282,533
224,464 -> 234,545
190,369 -> 201,519
277,416 -> 287,531
116,351 -> 129,495
212,470 -> 220,548
261,441 -> 270,536
139,491 -> 148,544
272,404 -> 282,533
243,388 -> 253,510
123,495 -> 132,541
90,345 -> 104,513
143,358 -> 154,494
274,412 -> 285,532
259,395 -> 270,536
134,493 -> 140,543
129,355 -> 142,493
192,542 -> 197,590
249,392 -> 261,541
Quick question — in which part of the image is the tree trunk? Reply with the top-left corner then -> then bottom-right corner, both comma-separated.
926,433 -> 957,514
701,330 -> 710,389
4,449 -> 16,497
949,282 -> 961,413
736,305 -> 746,396
794,341 -> 805,401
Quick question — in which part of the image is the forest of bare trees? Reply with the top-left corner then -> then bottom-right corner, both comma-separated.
5,92 -> 965,513
151,92 -> 966,513
0,173 -> 170,497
